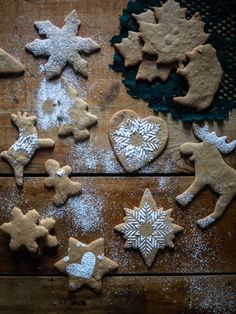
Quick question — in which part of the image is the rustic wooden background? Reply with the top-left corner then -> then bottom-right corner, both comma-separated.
0,0 -> 235,313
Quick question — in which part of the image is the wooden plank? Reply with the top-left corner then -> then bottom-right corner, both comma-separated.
0,177 -> 235,274
0,275 -> 235,313
0,0 -> 236,174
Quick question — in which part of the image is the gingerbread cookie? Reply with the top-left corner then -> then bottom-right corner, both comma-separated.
57,81 -> 98,141
114,188 -> 183,268
109,110 -> 168,172
54,237 -> 118,292
44,159 -> 82,205
173,44 -> 223,111
1,112 -> 55,186
26,10 -> 100,79
0,48 -> 25,74
176,124 -> 236,229
0,207 -> 48,253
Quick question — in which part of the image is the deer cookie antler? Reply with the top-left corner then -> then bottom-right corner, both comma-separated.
193,123 -> 236,154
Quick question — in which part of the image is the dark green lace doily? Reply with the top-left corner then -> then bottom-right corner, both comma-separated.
111,0 -> 236,121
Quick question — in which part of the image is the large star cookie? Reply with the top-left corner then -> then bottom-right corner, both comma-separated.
44,159 -> 82,205
109,110 -> 168,172
0,207 -> 48,253
114,189 -> 183,267
54,237 -> 118,292
26,10 -> 100,79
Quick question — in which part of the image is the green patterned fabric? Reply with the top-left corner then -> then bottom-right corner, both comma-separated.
111,0 -> 236,121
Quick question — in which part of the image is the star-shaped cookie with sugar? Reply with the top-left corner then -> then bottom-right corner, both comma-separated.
26,10 -> 100,79
114,189 -> 183,268
54,237 -> 118,292
0,207 -> 48,253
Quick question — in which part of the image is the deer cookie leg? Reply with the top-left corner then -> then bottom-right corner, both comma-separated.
38,139 -> 55,148
14,164 -> 24,186
197,193 -> 234,229
73,129 -> 90,141
176,179 -> 205,206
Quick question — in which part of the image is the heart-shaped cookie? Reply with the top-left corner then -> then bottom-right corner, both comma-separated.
109,110 -> 168,172
66,251 -> 96,279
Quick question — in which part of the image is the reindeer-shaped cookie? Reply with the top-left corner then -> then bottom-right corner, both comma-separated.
176,124 -> 236,229
1,112 -> 55,186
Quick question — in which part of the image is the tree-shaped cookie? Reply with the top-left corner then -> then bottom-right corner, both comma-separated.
54,237 -> 118,292
26,10 -> 100,79
0,48 -> 25,74
0,207 -> 48,253
173,44 -> 223,111
57,82 -> 98,141
114,189 -> 183,267
44,159 -> 82,205
176,124 -> 236,229
1,112 -> 55,186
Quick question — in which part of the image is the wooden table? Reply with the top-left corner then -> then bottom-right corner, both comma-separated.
0,0 -> 235,313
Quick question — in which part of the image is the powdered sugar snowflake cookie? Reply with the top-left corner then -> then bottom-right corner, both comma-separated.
0,207 -> 58,253
109,110 -> 168,172
0,48 -> 25,74
176,124 -> 236,229
114,188 -> 183,267
44,159 -> 82,205
1,112 -> 55,186
54,237 -> 118,292
26,10 -> 100,79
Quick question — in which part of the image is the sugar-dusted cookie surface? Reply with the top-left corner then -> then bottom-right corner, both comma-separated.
114,188 -> 183,268
44,159 -> 82,205
57,81 -> 98,141
0,48 -> 25,74
26,10 -> 100,79
1,112 -> 55,186
173,44 -> 223,111
176,124 -> 236,228
54,237 -> 118,292
0,207 -> 48,253
109,110 -> 168,172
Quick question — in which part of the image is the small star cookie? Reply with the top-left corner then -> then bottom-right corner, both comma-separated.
44,159 -> 82,205
114,188 -> 183,267
0,207 -> 48,253
54,237 -> 118,292
26,10 -> 100,79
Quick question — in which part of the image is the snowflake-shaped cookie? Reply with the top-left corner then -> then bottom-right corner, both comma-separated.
109,110 -> 168,172
114,189 -> 183,267
26,10 -> 100,79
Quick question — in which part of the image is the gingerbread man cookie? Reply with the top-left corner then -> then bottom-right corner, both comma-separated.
114,189 -> 183,267
0,207 -> 48,253
44,159 -> 82,205
54,237 -> 118,292
1,112 -> 55,186
176,124 -> 236,229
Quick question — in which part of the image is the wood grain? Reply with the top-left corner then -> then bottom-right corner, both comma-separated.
0,275 -> 235,313
0,0 -> 235,174
0,177 -> 235,275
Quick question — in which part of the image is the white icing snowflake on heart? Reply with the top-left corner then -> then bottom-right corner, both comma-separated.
112,118 -> 160,159
114,189 -> 183,267
26,10 -> 100,79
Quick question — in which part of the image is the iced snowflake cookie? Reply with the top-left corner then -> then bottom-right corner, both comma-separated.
176,124 -> 236,229
54,237 -> 118,292
0,48 -> 25,74
173,44 -> 223,111
114,189 -> 183,268
57,81 -> 98,141
44,159 -> 82,206
25,10 -> 100,79
0,207 -> 58,253
1,112 -> 55,186
109,110 -> 168,172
